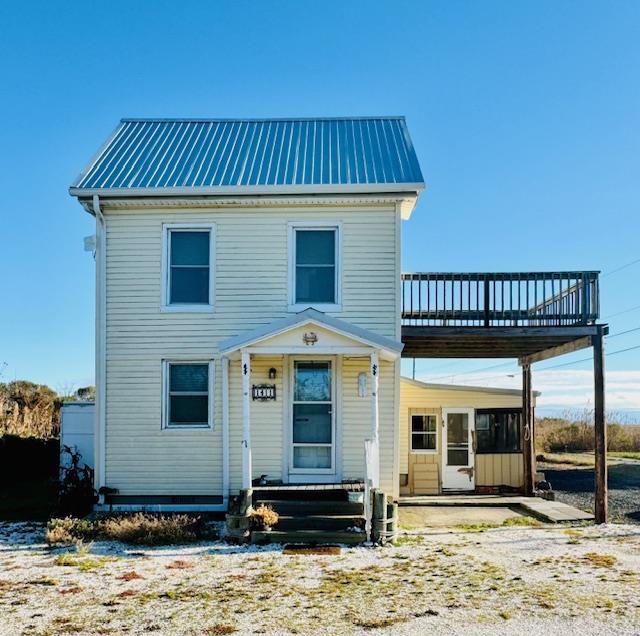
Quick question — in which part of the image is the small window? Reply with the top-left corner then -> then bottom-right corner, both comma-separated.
476,409 -> 522,453
164,362 -> 212,428
290,226 -> 340,308
411,414 -> 437,452
163,226 -> 214,310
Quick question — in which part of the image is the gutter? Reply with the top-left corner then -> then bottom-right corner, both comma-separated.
92,195 -> 107,504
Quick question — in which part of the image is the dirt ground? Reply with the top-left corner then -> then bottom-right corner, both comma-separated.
2,521 -> 640,635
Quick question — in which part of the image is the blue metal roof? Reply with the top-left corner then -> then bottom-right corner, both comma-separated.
70,117 -> 424,196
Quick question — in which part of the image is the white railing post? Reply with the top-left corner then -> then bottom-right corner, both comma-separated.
241,349 -> 252,490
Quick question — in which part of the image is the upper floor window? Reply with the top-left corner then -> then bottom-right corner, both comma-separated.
476,409 -> 522,453
289,224 -> 341,311
162,224 -> 215,311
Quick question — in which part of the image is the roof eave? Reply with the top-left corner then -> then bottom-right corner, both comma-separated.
69,183 -> 425,199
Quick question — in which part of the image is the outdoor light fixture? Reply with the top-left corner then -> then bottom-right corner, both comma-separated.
358,372 -> 367,397
269,367 -> 277,380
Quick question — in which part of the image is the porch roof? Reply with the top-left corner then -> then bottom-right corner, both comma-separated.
219,308 -> 403,359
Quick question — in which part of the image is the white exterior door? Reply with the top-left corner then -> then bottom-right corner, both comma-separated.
288,359 -> 336,482
442,408 -> 475,490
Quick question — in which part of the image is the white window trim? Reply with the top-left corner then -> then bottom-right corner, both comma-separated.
161,223 -> 215,312
162,359 -> 215,430
410,412 -> 438,454
287,221 -> 342,312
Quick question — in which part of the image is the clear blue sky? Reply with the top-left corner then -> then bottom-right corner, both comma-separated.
1,1 -> 638,412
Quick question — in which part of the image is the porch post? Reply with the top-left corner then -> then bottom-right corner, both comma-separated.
370,351 -> 380,442
369,351 -> 380,490
222,356 -> 230,506
522,363 -> 535,495
593,332 -> 607,524
241,349 -> 252,490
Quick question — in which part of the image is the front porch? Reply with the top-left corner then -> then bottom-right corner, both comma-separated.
219,309 -> 402,543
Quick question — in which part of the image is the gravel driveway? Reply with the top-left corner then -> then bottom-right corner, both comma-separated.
539,461 -> 640,523
2,522 -> 640,635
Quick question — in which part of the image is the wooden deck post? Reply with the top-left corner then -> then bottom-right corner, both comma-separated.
241,349 -> 252,491
593,332 -> 607,524
522,363 -> 535,495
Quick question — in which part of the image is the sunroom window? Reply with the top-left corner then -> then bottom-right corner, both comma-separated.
476,409 -> 522,453
411,414 -> 437,451
293,227 -> 338,306
164,362 -> 211,428
165,228 -> 213,307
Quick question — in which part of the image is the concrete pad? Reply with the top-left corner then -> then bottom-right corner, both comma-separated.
399,505 -> 523,529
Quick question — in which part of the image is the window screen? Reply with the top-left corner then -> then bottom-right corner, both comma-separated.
411,414 -> 437,451
167,363 -> 209,426
294,229 -> 336,304
169,230 -> 210,304
476,409 -> 521,453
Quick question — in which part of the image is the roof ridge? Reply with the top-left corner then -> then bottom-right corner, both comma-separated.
119,115 -> 407,123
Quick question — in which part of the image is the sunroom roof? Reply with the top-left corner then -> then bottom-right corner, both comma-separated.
69,117 -> 424,197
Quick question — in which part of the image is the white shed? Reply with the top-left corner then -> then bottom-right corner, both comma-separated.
60,402 -> 95,470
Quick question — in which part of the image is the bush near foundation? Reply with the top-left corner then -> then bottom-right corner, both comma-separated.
46,513 -> 218,546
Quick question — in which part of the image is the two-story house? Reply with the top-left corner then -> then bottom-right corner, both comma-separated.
70,116 -> 608,540
70,117 -> 423,531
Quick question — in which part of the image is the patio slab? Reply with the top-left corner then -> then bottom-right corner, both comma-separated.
399,505 -> 522,528
398,494 -> 594,524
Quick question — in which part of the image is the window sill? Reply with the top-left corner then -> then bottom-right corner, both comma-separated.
161,304 -> 215,313
162,424 -> 213,431
288,303 -> 342,313
410,449 -> 438,455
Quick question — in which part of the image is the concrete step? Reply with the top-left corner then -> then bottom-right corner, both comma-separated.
251,529 -> 367,545
275,514 -> 364,532
254,499 -> 364,516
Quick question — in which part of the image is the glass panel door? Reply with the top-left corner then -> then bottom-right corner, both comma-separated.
442,408 -> 475,490
292,361 -> 333,471
446,412 -> 469,466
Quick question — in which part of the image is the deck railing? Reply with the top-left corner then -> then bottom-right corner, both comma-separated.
401,271 -> 600,327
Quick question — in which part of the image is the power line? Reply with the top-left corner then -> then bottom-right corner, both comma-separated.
421,330 -> 640,385
608,325 -> 640,339
603,257 -> 640,278
604,304 -> 640,319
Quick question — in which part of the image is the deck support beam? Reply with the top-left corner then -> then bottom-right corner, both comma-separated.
241,349 -> 252,491
593,332 -> 607,524
522,363 -> 535,496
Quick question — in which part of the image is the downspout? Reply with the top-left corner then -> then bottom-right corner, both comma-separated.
92,195 -> 107,504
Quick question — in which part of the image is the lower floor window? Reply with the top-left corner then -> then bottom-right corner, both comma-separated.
411,414 -> 437,451
476,409 -> 521,453
164,361 -> 212,428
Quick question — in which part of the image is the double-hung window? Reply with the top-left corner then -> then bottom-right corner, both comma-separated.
289,224 -> 341,310
162,225 -> 214,311
476,409 -> 522,453
163,361 -> 213,429
411,414 -> 437,452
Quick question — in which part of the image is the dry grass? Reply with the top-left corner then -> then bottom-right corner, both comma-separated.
45,513 -> 218,546
536,412 -> 640,454
249,504 -> 279,530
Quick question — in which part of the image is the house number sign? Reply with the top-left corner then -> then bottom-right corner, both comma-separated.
252,384 -> 276,401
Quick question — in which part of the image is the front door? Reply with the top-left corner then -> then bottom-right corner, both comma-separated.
289,360 -> 335,482
442,408 -> 475,490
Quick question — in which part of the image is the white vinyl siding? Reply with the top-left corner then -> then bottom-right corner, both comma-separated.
103,204 -> 399,496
